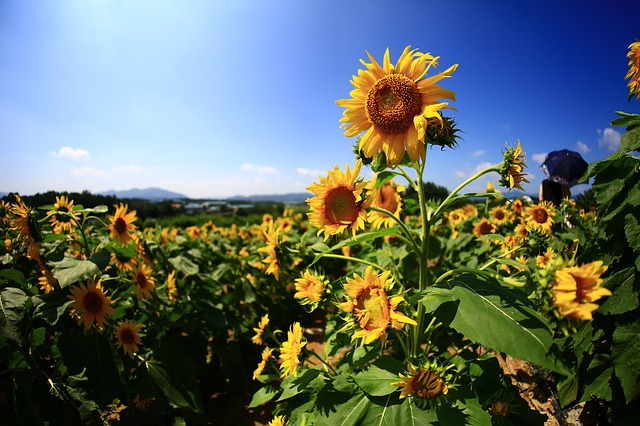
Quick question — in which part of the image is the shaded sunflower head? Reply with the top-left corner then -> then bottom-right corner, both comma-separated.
425,114 -> 461,150
499,140 -> 529,191
336,46 -> 458,166
253,347 -> 274,380
10,195 -> 43,259
114,320 -> 143,356
338,266 -> 416,345
306,160 -> 374,240
551,260 -> 611,321
472,218 -> 496,238
368,178 -> 404,229
167,270 -> 178,303
392,360 -> 452,407
37,265 -> 56,294
132,262 -> 155,300
279,322 -> 306,378
133,395 -> 153,410
108,204 -> 138,245
294,270 -> 327,308
47,195 -> 80,234
68,278 -> 115,329
252,314 -> 270,345
626,39 -> 640,101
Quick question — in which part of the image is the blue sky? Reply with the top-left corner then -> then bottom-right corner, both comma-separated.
1,0 -> 639,199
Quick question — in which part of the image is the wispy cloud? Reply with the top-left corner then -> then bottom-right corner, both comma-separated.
296,167 -> 324,177
597,128 -> 621,152
471,150 -> 486,157
576,141 -> 590,154
51,146 -> 90,160
115,165 -> 152,174
532,153 -> 547,164
71,166 -> 106,177
241,163 -> 279,174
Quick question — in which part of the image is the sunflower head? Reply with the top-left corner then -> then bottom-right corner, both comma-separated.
368,178 -> 404,229
114,320 -> 143,356
132,263 -> 156,300
337,46 -> 458,166
425,114 -> 461,150
499,140 -> 529,191
392,360 -> 452,408
279,322 -> 306,378
525,201 -> 556,234
626,40 -> 640,101
68,278 -> 115,329
47,195 -> 80,234
108,204 -> 138,245
294,270 -> 327,309
551,260 -> 611,322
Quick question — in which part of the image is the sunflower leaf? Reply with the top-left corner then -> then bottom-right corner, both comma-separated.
50,251 -> 110,288
0,287 -> 28,346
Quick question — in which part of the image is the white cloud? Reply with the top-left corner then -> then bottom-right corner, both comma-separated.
296,167 -> 324,177
471,150 -> 486,157
532,153 -> 547,164
115,165 -> 151,174
71,166 -> 107,177
576,141 -> 590,154
241,163 -> 279,174
51,146 -> 90,160
597,128 -> 622,152
454,170 -> 467,178
474,161 -> 493,173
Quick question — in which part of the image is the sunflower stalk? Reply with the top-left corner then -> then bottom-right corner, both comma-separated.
369,206 -> 420,254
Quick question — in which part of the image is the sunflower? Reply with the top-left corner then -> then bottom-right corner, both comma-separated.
167,270 -> 178,303
551,261 -> 611,321
306,160 -> 373,240
509,198 -> 525,215
488,400 -> 510,417
338,266 -> 416,345
114,320 -> 143,356
472,218 -> 496,238
37,264 -> 56,294
536,247 -> 557,268
10,195 -> 42,260
0,200 -> 10,225
110,251 -> 137,272
368,179 -> 404,229
294,270 -> 326,305
68,278 -> 115,329
132,263 -> 155,299
336,46 -> 458,166
253,347 -> 274,380
133,395 -> 152,410
499,140 -> 529,191
525,202 -> 555,233
47,195 -> 80,234
489,206 -> 513,226
626,40 -> 640,101
279,322 -> 306,378
252,314 -> 270,345
392,364 -> 449,400
268,415 -> 287,426
108,204 -> 138,245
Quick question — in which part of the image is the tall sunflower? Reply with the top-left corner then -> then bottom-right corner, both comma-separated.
279,322 -> 306,378
108,204 -> 138,245
47,195 -> 80,234
337,46 -> 458,166
499,140 -> 529,191
552,260 -> 611,320
68,278 -> 115,329
10,195 -> 42,260
132,262 -> 155,299
626,40 -> 640,101
114,320 -> 143,356
368,180 -> 404,229
338,266 -> 416,345
306,160 -> 373,240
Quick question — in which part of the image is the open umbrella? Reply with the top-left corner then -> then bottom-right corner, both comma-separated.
541,149 -> 589,187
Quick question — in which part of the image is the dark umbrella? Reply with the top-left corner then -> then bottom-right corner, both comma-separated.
541,149 -> 589,187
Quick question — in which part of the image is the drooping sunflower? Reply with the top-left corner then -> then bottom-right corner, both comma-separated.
551,260 -> 611,321
336,46 -> 458,166
525,202 -> 555,233
626,40 -> 640,101
338,266 -> 416,345
253,347 -> 274,380
392,364 -> 449,400
10,195 -> 42,260
294,270 -> 326,305
132,262 -> 155,299
114,320 -> 143,356
166,270 -> 178,303
47,195 -> 80,234
279,322 -> 306,378
68,278 -> 115,329
108,204 -> 138,245
368,179 -> 404,229
499,140 -> 529,191
257,220 -> 282,280
133,395 -> 152,410
306,160 -> 373,240
37,264 -> 56,294
252,314 -> 270,345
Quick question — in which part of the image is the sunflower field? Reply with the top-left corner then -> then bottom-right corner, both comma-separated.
2,44 -> 640,426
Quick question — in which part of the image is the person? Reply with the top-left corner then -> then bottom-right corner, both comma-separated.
539,179 -> 570,207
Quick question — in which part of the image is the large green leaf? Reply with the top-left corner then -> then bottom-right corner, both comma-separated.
611,320 -> 640,403
0,287 -> 28,345
423,274 -> 568,374
169,255 -> 199,276
354,356 -> 403,397
598,267 -> 639,315
32,290 -> 74,325
248,384 -> 279,408
51,251 -> 110,287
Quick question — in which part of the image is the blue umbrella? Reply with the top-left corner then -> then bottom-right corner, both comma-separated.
541,149 -> 589,187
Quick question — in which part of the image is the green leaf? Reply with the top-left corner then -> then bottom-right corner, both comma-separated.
0,287 -> 28,345
277,368 -> 323,401
598,267 -> 639,315
32,290 -> 75,325
248,384 -> 279,408
169,255 -> 199,276
423,274 -> 568,374
593,178 -> 626,206
0,269 -> 26,286
310,227 -> 402,266
50,251 -> 110,287
625,213 -> 640,254
611,320 -> 640,403
353,357 -> 403,397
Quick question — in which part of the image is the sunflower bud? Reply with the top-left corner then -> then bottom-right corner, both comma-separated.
425,114 -> 461,150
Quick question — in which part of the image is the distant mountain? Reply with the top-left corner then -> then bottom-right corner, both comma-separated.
99,187 -> 188,201
227,192 -> 312,204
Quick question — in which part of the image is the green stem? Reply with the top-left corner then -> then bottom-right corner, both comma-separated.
318,253 -> 385,271
369,206 -> 421,254
306,350 -> 337,375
